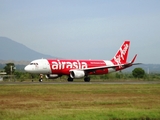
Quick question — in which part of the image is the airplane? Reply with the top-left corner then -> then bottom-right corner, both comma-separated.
24,40 -> 140,82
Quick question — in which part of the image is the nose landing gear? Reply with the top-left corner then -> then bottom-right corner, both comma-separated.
39,74 -> 43,82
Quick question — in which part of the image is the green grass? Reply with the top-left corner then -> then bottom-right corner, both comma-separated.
0,84 -> 160,120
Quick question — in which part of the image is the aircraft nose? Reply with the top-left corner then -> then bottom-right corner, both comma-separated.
24,65 -> 31,72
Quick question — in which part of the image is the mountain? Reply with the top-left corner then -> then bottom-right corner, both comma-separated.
1,37 -> 160,73
0,37 -> 56,61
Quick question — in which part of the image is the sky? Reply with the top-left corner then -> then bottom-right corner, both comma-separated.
0,0 -> 160,64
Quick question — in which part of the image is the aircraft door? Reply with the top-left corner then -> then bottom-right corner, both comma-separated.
42,59 -> 51,73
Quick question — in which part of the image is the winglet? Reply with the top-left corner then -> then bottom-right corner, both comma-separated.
130,54 -> 141,65
131,54 -> 137,63
121,54 -> 140,68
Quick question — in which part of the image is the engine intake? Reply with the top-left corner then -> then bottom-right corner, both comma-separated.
70,70 -> 85,78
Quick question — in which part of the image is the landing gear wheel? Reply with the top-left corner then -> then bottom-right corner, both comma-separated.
68,77 -> 73,82
39,74 -> 43,82
39,79 -> 43,82
84,77 -> 90,82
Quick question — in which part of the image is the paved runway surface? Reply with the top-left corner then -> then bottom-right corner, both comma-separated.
0,81 -> 160,85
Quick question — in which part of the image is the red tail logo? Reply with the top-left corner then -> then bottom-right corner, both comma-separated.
111,41 -> 130,65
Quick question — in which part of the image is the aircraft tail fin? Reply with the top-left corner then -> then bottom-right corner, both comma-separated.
111,41 -> 130,64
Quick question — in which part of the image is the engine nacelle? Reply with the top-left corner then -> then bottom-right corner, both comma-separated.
70,70 -> 85,78
45,74 -> 60,79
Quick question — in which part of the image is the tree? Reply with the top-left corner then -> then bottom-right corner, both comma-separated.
132,68 -> 145,79
4,63 -> 15,75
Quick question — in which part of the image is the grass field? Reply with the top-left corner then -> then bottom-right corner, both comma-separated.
0,83 -> 160,120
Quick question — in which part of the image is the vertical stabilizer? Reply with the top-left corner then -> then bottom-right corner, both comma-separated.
111,41 -> 130,65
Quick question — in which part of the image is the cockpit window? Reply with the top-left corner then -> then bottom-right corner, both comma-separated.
30,63 -> 38,65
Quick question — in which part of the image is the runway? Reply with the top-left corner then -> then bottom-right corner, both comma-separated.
0,81 -> 160,85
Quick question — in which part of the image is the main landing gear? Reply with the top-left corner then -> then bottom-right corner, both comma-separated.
84,76 -> 90,82
67,77 -> 73,82
67,76 -> 90,82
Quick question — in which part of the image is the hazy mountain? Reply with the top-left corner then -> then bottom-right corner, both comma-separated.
0,37 -> 56,61
0,37 -> 160,73
123,64 -> 160,73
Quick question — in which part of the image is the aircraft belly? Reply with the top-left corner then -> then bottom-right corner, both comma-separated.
108,68 -> 116,73
89,68 -> 109,75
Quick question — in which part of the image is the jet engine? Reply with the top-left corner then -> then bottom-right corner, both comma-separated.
70,70 -> 85,78
45,74 -> 60,79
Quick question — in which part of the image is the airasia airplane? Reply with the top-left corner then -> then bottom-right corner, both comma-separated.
24,40 -> 139,82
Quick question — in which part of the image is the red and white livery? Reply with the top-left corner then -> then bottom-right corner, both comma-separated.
24,40 -> 140,82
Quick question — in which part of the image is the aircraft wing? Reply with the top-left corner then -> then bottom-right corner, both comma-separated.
81,54 -> 141,72
81,62 -> 141,73
81,63 -> 125,72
